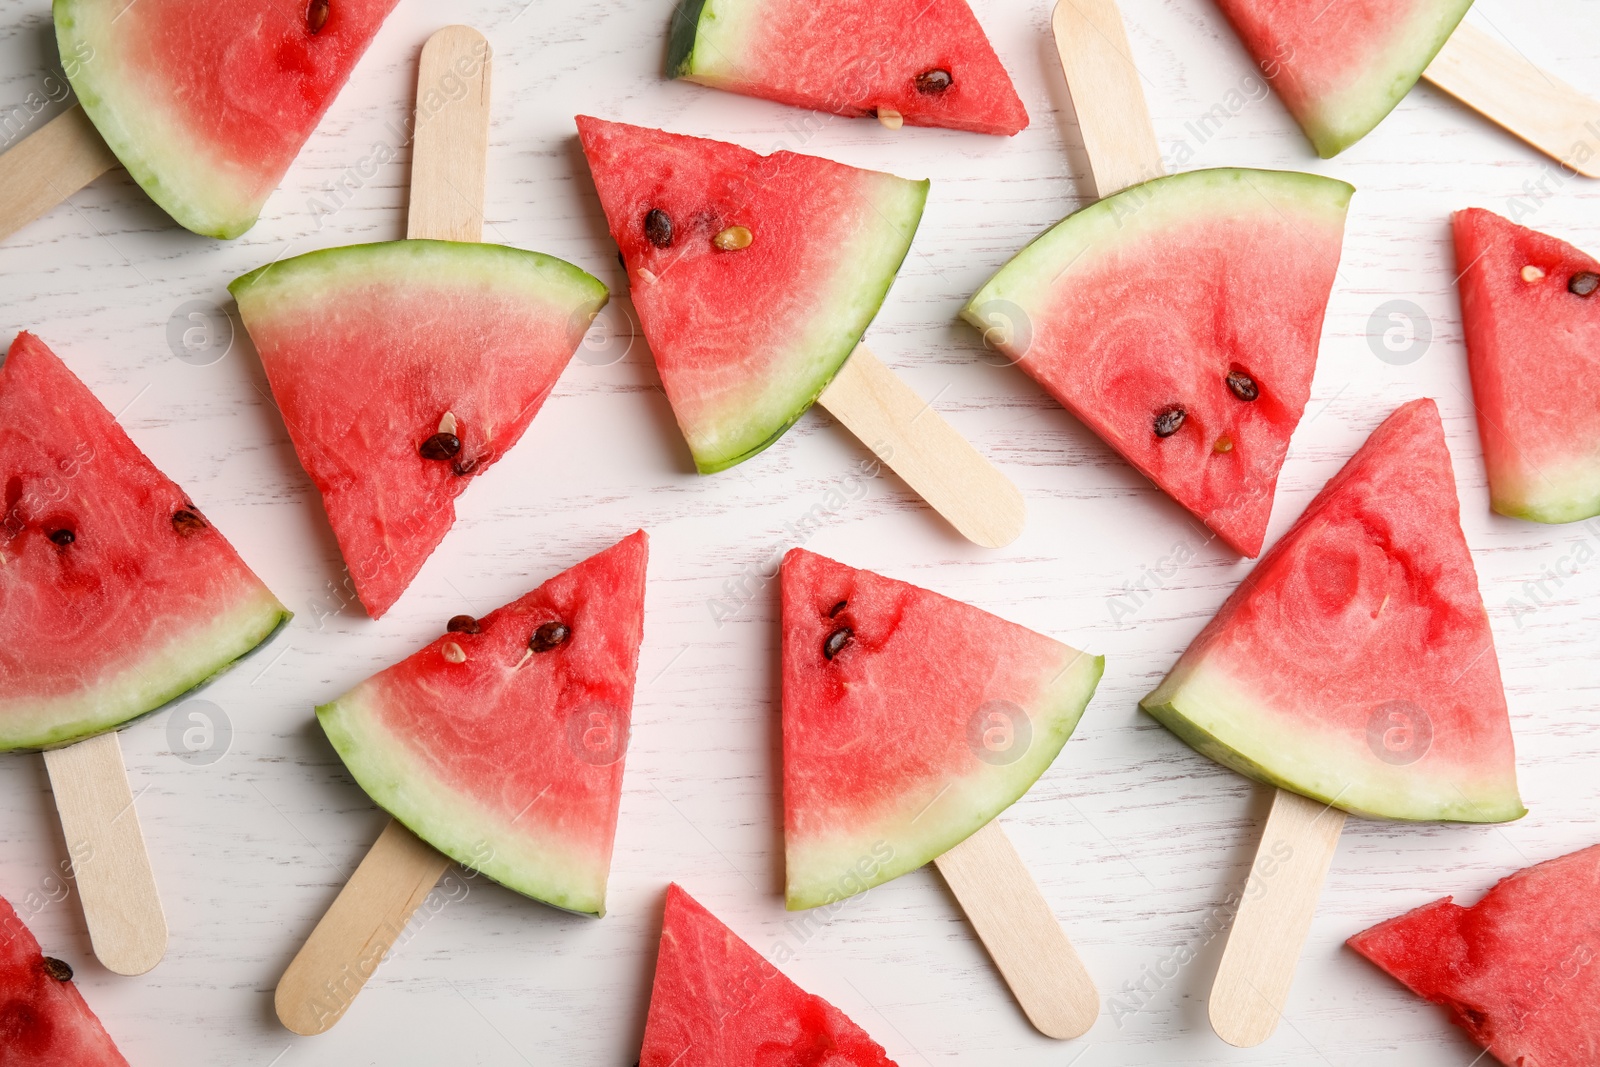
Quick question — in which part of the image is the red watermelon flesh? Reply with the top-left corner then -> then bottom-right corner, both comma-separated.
0,333 -> 289,751
668,0 -> 1028,137
576,117 -> 928,474
1454,208 -> 1600,524
1141,399 -> 1523,822
1211,0 -> 1473,157
231,240 -> 609,620
1348,844 -> 1600,1067
0,894 -> 129,1066
640,884 -> 898,1067
56,0 -> 401,239
316,532 -> 647,916
781,549 -> 1103,909
963,168 -> 1352,556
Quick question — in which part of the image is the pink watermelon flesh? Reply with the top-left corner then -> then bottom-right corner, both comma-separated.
56,0 -> 400,238
964,168 -> 1352,556
668,0 -> 1028,137
1348,843 -> 1600,1067
0,894 -> 129,1066
231,240 -> 609,619
781,549 -> 1103,909
1142,399 -> 1523,822
316,532 -> 647,916
1454,208 -> 1600,524
1212,0 -> 1472,157
640,884 -> 898,1067
576,117 -> 928,473
0,333 -> 289,752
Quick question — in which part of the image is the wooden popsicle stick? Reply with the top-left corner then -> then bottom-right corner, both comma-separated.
41,732 -> 166,976
1208,790 -> 1345,1047
934,820 -> 1099,1039
273,25 -> 492,1035
1050,0 -> 1165,200
817,346 -> 1025,549
0,104 -> 119,243
1423,23 -> 1600,178
275,819 -> 452,1035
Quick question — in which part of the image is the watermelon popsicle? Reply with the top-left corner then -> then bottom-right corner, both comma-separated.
781,549 -> 1105,1039
1208,0 -> 1600,172
576,118 -> 1026,550
0,332 -> 291,976
0,0 -> 402,243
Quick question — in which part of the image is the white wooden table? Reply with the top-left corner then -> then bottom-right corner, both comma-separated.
1,1 -> 1597,1063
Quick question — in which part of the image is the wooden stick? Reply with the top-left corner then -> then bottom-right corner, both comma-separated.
817,346 -> 1025,549
1208,790 -> 1345,1047
933,820 -> 1098,1039
273,24 -> 492,1035
41,732 -> 166,976
1049,0 -> 1165,200
1423,23 -> 1600,179
0,104 -> 119,243
275,819 -> 452,1035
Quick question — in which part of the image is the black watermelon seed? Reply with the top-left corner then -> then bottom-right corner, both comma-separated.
172,509 -> 207,536
41,957 -> 72,982
451,456 -> 480,478
1570,271 -> 1600,297
1225,371 -> 1259,402
48,529 -> 75,546
915,69 -> 953,94
447,614 -> 480,634
827,599 -> 847,618
530,621 -> 570,652
823,626 -> 853,660
644,209 -> 674,249
307,0 -> 330,34
419,432 -> 461,461
1153,407 -> 1186,438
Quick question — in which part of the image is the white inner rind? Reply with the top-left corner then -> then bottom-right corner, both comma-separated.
678,0 -> 765,84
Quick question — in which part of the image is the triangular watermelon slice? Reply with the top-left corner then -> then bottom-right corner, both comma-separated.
1348,844 -> 1600,1067
667,0 -> 1029,137
316,531 -> 647,916
640,884 -> 898,1067
1454,208 -> 1600,524
0,332 -> 289,751
0,894 -> 128,1065
963,168 -> 1352,557
576,117 -> 928,474
781,548 -> 1103,909
56,0 -> 401,238
231,240 -> 609,619
1141,399 -> 1524,822
1210,0 -> 1473,157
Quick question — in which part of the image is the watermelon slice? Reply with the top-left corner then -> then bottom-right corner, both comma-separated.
962,168 -> 1352,557
1210,0 -> 1474,157
1140,399 -> 1524,822
316,532 -> 647,916
1348,843 -> 1600,1067
55,0 -> 401,238
1454,208 -> 1600,524
0,894 -> 128,1066
576,117 -> 927,473
667,0 -> 1029,137
231,240 -> 609,619
781,548 -> 1103,909
0,332 -> 289,751
640,884 -> 898,1066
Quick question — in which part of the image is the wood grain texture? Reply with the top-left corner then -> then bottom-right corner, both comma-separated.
933,820 -> 1098,1039
407,25 -> 493,241
818,345 -> 1025,548
0,104 -> 117,243
41,732 -> 166,977
1208,790 -> 1346,1048
1050,0 -> 1165,198
275,819 -> 453,1035
1425,22 -> 1600,178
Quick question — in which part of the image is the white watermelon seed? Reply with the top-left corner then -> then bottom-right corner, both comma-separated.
1521,265 -> 1545,283
442,642 -> 467,664
713,226 -> 754,252
877,108 -> 904,130
438,412 -> 458,437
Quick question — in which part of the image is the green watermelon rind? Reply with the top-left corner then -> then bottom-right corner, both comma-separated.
665,0 -> 765,89
0,592 -> 290,752
316,689 -> 611,916
1140,658 -> 1527,824
785,649 -> 1104,911
665,0 -> 710,78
